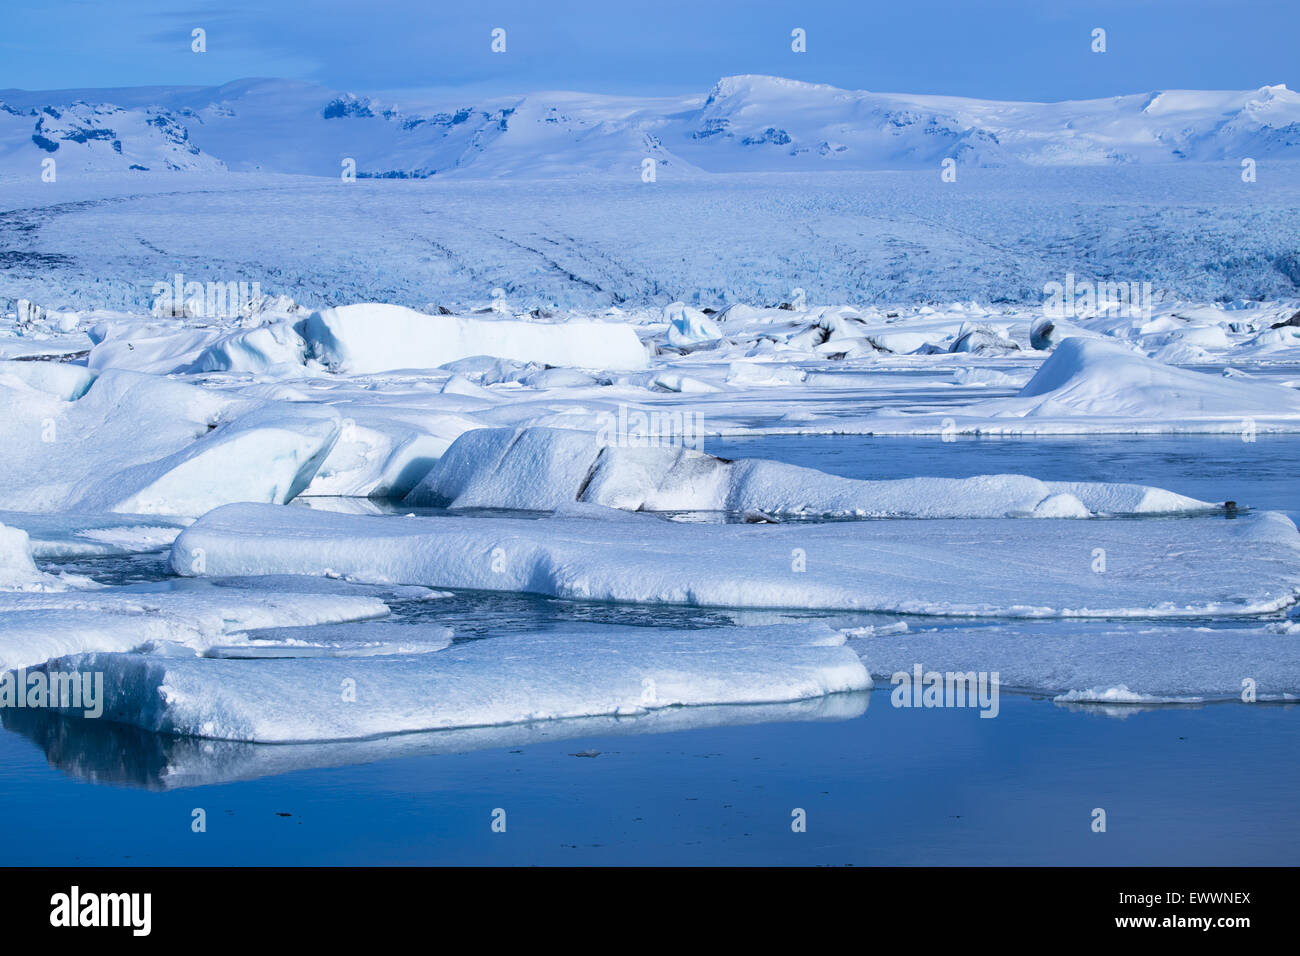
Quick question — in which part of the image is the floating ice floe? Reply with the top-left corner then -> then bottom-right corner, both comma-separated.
0,579 -> 389,671
299,303 -> 649,374
170,502 -> 1300,617
36,622 -> 869,742
403,425 -> 1216,517
849,620 -> 1300,704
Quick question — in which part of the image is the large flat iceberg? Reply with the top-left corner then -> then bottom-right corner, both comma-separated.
39,623 -> 869,742
170,503 -> 1300,617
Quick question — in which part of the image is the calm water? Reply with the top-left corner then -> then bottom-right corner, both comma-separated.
1,434 -> 1296,865
1,692 -> 1296,865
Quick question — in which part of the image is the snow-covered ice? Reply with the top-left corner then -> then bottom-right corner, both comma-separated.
169,503 -> 1300,617
840,338 -> 1300,435
299,304 -> 649,374
0,522 -> 67,591
38,623 -> 869,742
404,425 -> 1216,517
0,368 -> 341,515
0,579 -> 390,671
848,621 -> 1300,704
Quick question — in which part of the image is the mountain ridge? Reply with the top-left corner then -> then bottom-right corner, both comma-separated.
1,74 -> 1297,178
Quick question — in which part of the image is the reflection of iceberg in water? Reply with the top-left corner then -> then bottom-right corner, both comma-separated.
3,705 -> 183,789
1051,698 -> 1298,719
1050,699 -> 1204,719
2,691 -> 869,790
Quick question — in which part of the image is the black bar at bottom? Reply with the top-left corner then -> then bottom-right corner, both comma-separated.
0,866 -> 1283,941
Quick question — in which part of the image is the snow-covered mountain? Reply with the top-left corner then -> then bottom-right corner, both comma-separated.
0,98 -> 225,173
0,74 -> 1297,177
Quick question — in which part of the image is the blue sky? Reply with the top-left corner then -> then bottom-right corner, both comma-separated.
2,0 -> 1296,100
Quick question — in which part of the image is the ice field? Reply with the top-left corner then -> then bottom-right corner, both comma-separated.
3,270 -> 1299,753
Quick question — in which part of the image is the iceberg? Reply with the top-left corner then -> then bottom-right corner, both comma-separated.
403,425 -> 1216,517
170,502 -> 1300,617
0,360 -> 96,401
299,405 -> 480,499
72,403 -> 340,516
1011,338 -> 1299,418
298,304 -> 649,374
0,369 -> 339,515
85,317 -> 308,376
850,620 -> 1300,704
0,522 -> 67,592
37,622 -> 869,742
664,302 -> 723,348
